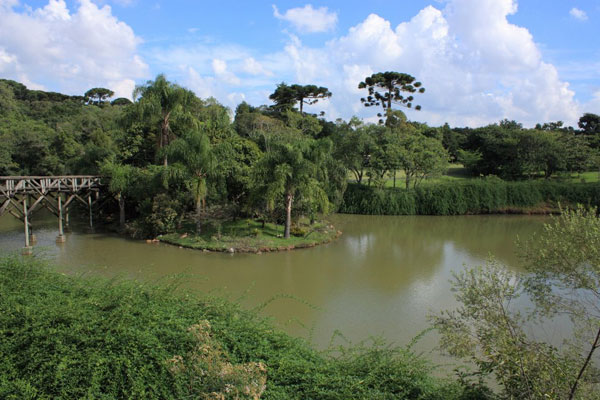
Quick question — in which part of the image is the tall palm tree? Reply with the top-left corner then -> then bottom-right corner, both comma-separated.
252,137 -> 329,238
133,74 -> 197,166
166,128 -> 215,233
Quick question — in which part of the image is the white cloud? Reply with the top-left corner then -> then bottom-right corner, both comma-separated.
211,58 -> 240,85
117,0 -> 583,126
0,0 -> 580,127
570,7 -> 588,21
241,57 -> 272,76
269,0 -> 580,126
0,0 -> 148,98
273,4 -> 337,33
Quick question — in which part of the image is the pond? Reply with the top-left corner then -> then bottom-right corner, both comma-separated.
0,212 -> 548,354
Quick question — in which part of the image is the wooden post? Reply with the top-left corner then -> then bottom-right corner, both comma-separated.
56,194 -> 65,243
88,193 -> 93,230
22,196 -> 32,255
65,206 -> 70,231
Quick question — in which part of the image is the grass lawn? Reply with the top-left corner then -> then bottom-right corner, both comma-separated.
159,218 -> 340,253
350,164 -> 600,188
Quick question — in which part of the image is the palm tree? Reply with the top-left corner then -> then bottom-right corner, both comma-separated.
252,137 -> 329,238
166,129 -> 215,233
133,74 -> 197,166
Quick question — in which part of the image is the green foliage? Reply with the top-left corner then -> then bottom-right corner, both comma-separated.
0,256 -> 483,399
83,87 -> 114,106
431,262 -> 578,399
340,180 -> 600,215
359,72 -> 425,123
251,136 -> 331,238
133,193 -> 182,238
460,124 -> 598,179
432,207 -> 600,399
269,83 -> 332,114
133,74 -> 199,165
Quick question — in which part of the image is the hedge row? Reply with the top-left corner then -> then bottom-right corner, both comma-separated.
339,180 -> 600,216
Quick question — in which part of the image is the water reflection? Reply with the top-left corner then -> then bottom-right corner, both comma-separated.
0,212 -> 548,351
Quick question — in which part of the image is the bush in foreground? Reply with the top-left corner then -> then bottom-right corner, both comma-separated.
0,256 -> 485,399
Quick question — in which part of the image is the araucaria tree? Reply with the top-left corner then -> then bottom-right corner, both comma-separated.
84,87 -> 114,106
358,72 -> 425,124
269,83 -> 332,114
133,74 -> 197,166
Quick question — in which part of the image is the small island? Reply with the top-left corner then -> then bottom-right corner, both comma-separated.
158,219 -> 341,253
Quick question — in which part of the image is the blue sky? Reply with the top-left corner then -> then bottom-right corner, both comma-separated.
1,0 -> 598,127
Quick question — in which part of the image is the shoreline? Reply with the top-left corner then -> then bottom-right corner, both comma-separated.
156,220 -> 342,254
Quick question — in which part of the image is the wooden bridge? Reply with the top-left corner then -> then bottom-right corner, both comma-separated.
0,176 -> 105,254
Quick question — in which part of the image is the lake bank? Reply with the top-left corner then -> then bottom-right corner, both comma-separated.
158,219 -> 341,253
0,212 -> 550,353
0,256 -> 482,399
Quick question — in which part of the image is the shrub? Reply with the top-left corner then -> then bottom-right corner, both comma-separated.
339,181 -> 600,216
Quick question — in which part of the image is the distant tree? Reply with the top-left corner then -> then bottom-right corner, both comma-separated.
269,83 -> 332,114
396,131 -> 448,189
133,74 -> 198,166
498,119 -> 523,130
84,88 -> 114,106
111,97 -> 133,106
578,113 -> 600,135
333,121 -> 379,184
358,72 -> 425,124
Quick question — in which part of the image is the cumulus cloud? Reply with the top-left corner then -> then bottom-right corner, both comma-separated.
127,0 -> 582,127
241,57 -> 273,76
273,4 -> 337,33
0,0 -> 147,98
269,0 -> 580,126
211,58 -> 240,85
570,8 -> 588,21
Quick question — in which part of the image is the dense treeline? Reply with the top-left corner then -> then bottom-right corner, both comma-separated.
340,180 -> 600,215
1,76 -> 599,236
445,120 -> 599,179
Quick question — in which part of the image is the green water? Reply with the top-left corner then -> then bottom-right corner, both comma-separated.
0,212 -> 548,352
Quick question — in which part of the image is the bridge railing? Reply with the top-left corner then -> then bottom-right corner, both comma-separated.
0,176 -> 103,196
0,175 -> 106,254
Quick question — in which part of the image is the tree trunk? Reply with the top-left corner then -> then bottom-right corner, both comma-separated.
405,175 -> 410,189
118,193 -> 125,230
195,198 -> 202,234
568,326 -> 600,400
162,113 -> 171,166
393,170 -> 396,188
284,192 -> 293,239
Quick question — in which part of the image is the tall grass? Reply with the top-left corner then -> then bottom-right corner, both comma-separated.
340,180 -> 600,215
0,256 -> 487,399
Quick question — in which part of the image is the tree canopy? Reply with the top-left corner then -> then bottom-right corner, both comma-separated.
84,88 -> 114,106
269,83 -> 332,114
133,74 -> 198,166
358,72 -> 425,124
